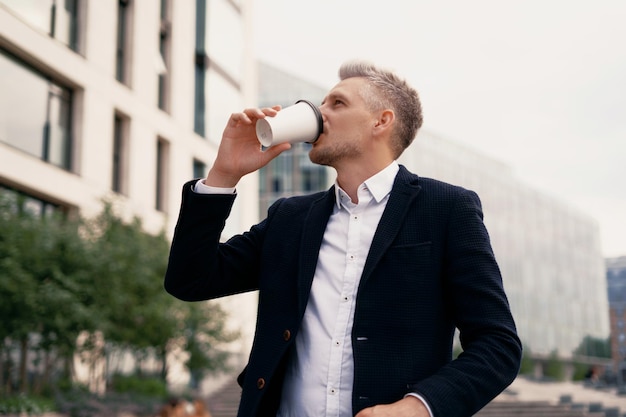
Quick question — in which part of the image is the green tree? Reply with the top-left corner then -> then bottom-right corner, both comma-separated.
544,350 -> 566,381
183,301 -> 239,389
0,195 -> 95,394
0,194 -> 239,398
84,204 -> 179,378
573,335 -> 611,358
519,344 -> 534,376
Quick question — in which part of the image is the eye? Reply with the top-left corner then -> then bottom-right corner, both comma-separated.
333,99 -> 344,106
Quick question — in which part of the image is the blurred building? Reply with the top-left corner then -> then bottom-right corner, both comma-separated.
607,256 -> 626,379
257,61 -> 331,217
400,131 -> 610,358
0,0 -> 257,392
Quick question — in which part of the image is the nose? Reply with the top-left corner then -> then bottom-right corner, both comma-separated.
318,104 -> 328,122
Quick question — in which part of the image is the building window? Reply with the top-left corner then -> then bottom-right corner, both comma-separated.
115,0 -> 132,85
157,0 -> 171,112
258,143 -> 328,218
0,0 -> 81,51
156,138 -> 169,212
0,185 -> 63,218
112,113 -> 129,194
193,0 -> 207,136
193,159 -> 206,179
0,49 -> 73,170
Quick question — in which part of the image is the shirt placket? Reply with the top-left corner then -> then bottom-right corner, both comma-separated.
325,194 -> 369,416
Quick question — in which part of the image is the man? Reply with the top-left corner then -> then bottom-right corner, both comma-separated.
164,61 -> 522,417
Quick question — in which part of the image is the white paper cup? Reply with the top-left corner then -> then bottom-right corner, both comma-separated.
256,100 -> 323,147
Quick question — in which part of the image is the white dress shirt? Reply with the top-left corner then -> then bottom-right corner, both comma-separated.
195,161 -> 431,416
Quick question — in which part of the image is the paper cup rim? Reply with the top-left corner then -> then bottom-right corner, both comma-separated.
295,99 -> 324,143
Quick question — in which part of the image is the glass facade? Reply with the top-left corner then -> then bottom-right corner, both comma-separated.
195,0 -> 245,141
399,131 -> 610,357
607,257 -> 626,374
193,0 -> 207,136
257,62 -> 330,217
0,49 -> 73,170
0,0 -> 80,51
0,185 -> 63,218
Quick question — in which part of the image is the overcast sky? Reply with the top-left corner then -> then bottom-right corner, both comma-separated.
252,0 -> 626,258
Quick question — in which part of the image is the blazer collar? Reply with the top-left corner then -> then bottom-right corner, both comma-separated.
360,165 -> 422,285
297,188 -> 336,316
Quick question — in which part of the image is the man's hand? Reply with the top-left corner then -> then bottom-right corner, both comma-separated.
205,106 -> 292,188
355,396 -> 430,417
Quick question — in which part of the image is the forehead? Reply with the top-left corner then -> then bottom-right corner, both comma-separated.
325,77 -> 368,102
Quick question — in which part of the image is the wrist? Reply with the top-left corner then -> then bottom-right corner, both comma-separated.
205,168 -> 240,188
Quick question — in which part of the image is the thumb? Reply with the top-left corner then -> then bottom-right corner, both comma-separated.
260,143 -> 292,162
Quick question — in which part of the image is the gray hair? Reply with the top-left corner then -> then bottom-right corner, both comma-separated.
339,60 -> 423,158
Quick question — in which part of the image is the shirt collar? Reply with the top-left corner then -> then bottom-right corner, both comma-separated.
334,161 -> 399,209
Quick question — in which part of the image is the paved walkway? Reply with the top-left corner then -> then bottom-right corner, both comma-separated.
495,377 -> 625,413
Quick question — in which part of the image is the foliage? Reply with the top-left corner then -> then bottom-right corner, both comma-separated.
0,195 -> 237,399
518,344 -> 535,376
183,301 -> 239,387
573,335 -> 611,358
110,373 -> 168,398
571,362 -> 592,381
544,350 -> 566,381
0,393 -> 56,414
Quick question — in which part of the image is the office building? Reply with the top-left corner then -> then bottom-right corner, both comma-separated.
400,131 -> 610,357
0,0 -> 256,391
257,61 -> 331,217
607,256 -> 626,380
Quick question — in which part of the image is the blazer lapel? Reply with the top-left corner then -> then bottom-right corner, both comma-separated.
296,187 -> 336,316
360,167 -> 422,285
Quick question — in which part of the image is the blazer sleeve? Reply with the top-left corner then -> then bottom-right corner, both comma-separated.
163,180 -> 266,301
410,189 -> 522,416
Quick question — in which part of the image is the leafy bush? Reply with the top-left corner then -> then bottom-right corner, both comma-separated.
0,393 -> 56,414
111,374 -> 168,398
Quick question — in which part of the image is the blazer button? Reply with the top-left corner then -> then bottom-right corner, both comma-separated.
257,378 -> 265,389
283,329 -> 291,341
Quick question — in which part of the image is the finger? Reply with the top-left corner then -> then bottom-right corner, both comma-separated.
242,107 -> 266,119
261,143 -> 291,159
261,105 -> 281,117
228,111 -> 253,126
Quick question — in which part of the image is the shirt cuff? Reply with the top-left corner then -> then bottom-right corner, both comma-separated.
194,179 -> 236,195
404,393 -> 434,417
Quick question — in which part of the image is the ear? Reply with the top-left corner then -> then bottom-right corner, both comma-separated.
373,109 -> 395,136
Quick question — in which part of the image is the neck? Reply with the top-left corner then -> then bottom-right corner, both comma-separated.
335,159 -> 394,203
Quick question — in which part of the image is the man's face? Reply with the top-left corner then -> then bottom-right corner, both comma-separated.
309,77 -> 376,167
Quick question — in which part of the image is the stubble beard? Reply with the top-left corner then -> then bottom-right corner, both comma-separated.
309,138 -> 362,167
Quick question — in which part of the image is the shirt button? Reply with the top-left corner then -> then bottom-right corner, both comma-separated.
257,378 -> 266,389
283,329 -> 291,341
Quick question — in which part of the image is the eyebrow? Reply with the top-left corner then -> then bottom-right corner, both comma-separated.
321,91 -> 349,105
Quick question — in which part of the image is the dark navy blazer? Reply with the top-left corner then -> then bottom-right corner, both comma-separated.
164,165 -> 522,417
